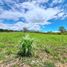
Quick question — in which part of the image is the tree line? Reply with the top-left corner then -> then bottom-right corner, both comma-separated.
0,26 -> 67,34
0,29 -> 15,32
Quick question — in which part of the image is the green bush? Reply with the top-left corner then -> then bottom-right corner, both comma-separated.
17,34 -> 33,57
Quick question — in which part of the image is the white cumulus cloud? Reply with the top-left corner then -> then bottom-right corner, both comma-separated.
0,0 -> 66,31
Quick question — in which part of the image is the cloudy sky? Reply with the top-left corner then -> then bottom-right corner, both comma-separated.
0,0 -> 67,32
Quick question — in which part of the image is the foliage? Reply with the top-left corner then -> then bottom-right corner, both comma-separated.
59,26 -> 66,33
0,32 -> 67,66
17,34 -> 33,57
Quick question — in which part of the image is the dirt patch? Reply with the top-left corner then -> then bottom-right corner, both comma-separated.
0,59 -> 31,67
55,62 -> 67,67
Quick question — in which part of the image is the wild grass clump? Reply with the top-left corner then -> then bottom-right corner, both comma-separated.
45,46 -> 53,54
44,62 -> 55,67
17,34 -> 33,57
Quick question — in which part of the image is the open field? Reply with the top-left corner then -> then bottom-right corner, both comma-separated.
0,32 -> 67,67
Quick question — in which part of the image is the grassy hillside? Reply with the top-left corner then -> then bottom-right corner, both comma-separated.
0,32 -> 67,67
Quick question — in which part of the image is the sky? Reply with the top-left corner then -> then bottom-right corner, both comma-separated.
0,0 -> 67,32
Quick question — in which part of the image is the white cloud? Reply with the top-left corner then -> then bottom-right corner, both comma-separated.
0,1 -> 61,22
0,1 -> 62,20
0,23 -> 8,29
0,20 -> 50,31
0,0 -> 16,4
24,7 -> 60,23
22,2 -> 36,10
12,22 -> 40,31
0,10 -> 24,20
52,0 -> 63,3
36,0 -> 49,3
0,22 -> 41,31
56,12 -> 64,18
61,14 -> 67,19
0,0 -> 66,31
50,0 -> 64,7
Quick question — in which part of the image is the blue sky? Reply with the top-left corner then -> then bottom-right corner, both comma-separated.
0,0 -> 67,32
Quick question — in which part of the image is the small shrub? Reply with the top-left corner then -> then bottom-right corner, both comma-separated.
17,34 -> 33,57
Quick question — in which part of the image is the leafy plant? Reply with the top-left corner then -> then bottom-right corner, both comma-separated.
17,34 -> 33,57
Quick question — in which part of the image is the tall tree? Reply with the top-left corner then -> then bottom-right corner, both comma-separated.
59,26 -> 66,33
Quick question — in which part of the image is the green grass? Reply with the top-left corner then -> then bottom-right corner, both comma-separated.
0,32 -> 67,67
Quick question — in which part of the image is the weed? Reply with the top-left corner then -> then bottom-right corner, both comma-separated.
44,62 -> 55,67
17,34 -> 33,57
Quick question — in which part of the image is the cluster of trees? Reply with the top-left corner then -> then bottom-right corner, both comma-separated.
0,29 -> 15,32
23,26 -> 67,33
0,26 -> 67,34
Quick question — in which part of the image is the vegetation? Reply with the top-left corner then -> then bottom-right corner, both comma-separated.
0,29 -> 14,32
0,26 -> 67,34
0,32 -> 67,67
17,34 -> 33,57
59,26 -> 66,33
44,62 -> 55,67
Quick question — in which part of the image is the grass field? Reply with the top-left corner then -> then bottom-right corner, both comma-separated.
0,32 -> 67,67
